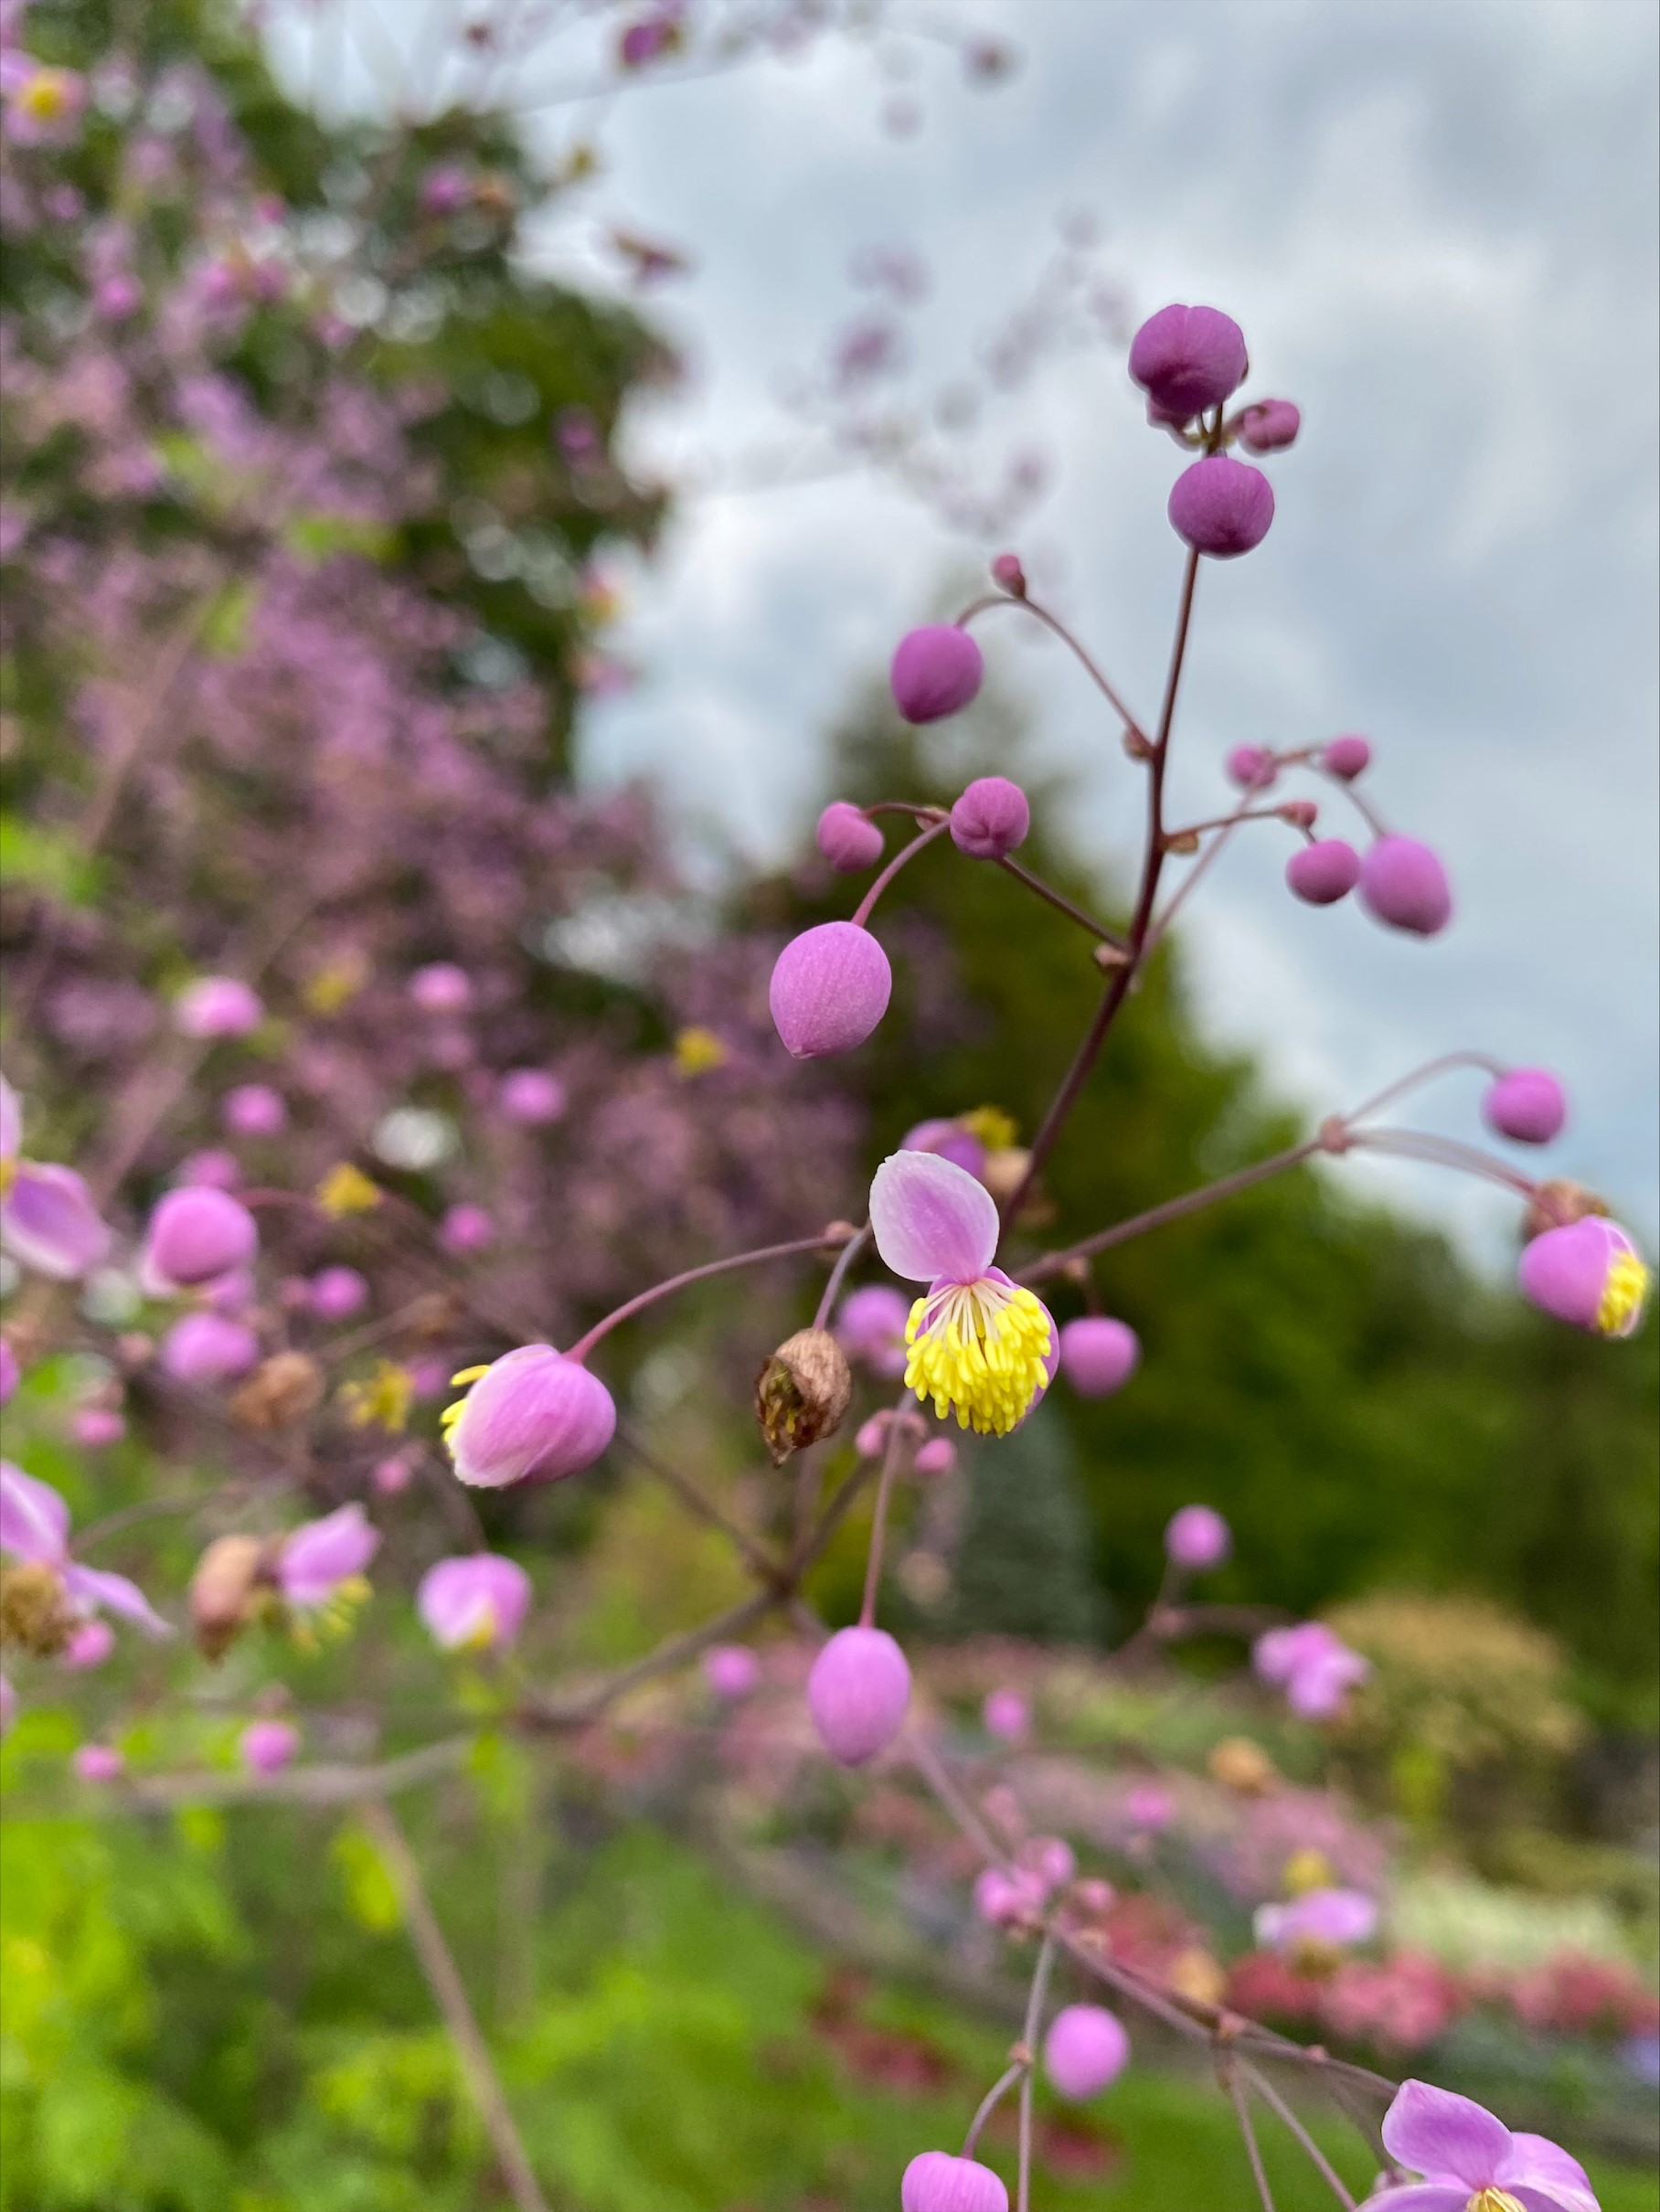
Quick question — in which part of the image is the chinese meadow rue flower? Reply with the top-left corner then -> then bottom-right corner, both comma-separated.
175,976 -> 263,1039
439,1203 -> 496,1255
974,1866 -> 1048,1927
62,1619 -> 114,1669
70,1408 -> 123,1448
913,1436 -> 956,1476
1367,2079 -> 1600,2212
1165,1504 -> 1231,1570
889,624 -> 984,723
1483,1069 -> 1568,1145
498,1068 -> 566,1124
1238,399 -> 1302,452
1044,2005 -> 1130,2099
1226,744 -> 1278,791
310,1266 -> 368,1321
176,1148 -> 241,1190
769,921 -> 892,1058
703,1643 -> 761,1699
0,1075 -> 112,1280
276,1504 -> 379,1610
1359,837 -> 1453,937
418,1553 -> 532,1653
900,2151 -> 1008,2212
1518,1219 -> 1648,1338
816,801 -> 885,872
949,776 -> 1029,859
806,1624 -> 911,1766
1287,839 -> 1362,905
869,1150 -> 1056,1436
141,1186 -> 259,1292
982,1687 -> 1030,1742
441,1345 -> 616,1487
72,1743 -> 124,1782
1129,303 -> 1249,422
1254,1622 -> 1370,1718
902,1118 -> 987,1178
240,1719 -> 299,1775
222,1084 -> 286,1137
0,1461 -> 171,1639
1324,734 -> 1373,780
1169,455 -> 1275,558
1255,1887 -> 1378,1956
410,962 -> 473,1015
1058,1315 -> 1140,1398
0,57 -> 88,144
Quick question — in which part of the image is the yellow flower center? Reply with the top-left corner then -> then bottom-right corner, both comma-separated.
1282,1847 -> 1334,1897
314,1162 -> 382,1218
1468,2193 -> 1526,2212
0,1156 -> 16,1198
673,1026 -> 727,1076
903,1276 -> 1052,1436
20,71 -> 71,122
440,1365 -> 490,1460
338,1359 -> 413,1434
1597,1251 -> 1649,1336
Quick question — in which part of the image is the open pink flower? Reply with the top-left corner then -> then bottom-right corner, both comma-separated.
1254,1622 -> 1369,1719
0,1074 -> 112,1281
1366,2079 -> 1599,2211
441,1345 -> 616,1488
276,1503 -> 378,1610
869,1151 -> 1055,1436
1255,1887 -> 1378,1954
0,1461 -> 170,1635
417,1553 -> 531,1653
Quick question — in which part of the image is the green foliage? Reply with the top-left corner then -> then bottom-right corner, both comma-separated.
944,1406 -> 1106,1643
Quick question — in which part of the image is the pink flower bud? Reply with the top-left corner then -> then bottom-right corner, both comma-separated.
1129,304 -> 1249,422
1286,839 -> 1361,906
410,962 -> 473,1015
769,922 -> 892,1059
902,1119 -> 986,1178
440,1204 -> 496,1255
703,1643 -> 761,1699
1279,800 -> 1318,831
62,1619 -> 114,1669
446,1345 -> 617,1487
1027,1835 -> 1075,1888
418,1554 -> 532,1652
277,1504 -> 379,1608
837,1285 -> 911,1378
142,1187 -> 259,1292
856,1412 -> 894,1458
175,1149 -> 240,1191
1323,734 -> 1371,780
70,1408 -> 123,1448
983,1687 -> 1029,1742
1238,399 -> 1301,452
0,1342 -> 16,1405
991,552 -> 1027,596
239,1719 -> 299,1775
815,802 -> 885,873
950,776 -> 1029,859
973,1866 -> 1045,1927
1168,455 -> 1275,558
1483,1069 -> 1567,1145
498,1069 -> 566,1125
175,976 -> 263,1039
913,1437 -> 956,1477
1165,1504 -> 1231,1570
222,1084 -> 286,1138
890,625 -> 984,724
1123,1781 -> 1176,1831
1058,1316 -> 1140,1398
72,1744 -> 124,1782
1358,836 -> 1453,937
806,1624 -> 910,1766
309,1266 -> 368,1321
1225,745 -> 1276,791
901,2151 -> 1009,2212
1044,2005 -> 1130,2099
1518,1218 -> 1648,1337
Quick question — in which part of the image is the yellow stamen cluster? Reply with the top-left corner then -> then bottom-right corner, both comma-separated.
959,1104 -> 1019,1151
673,1026 -> 727,1076
19,70 -> 73,122
314,1162 -> 382,1217
1468,2193 -> 1526,2212
903,1277 -> 1052,1436
288,1574 -> 370,1654
339,1359 -> 414,1434
440,1365 -> 490,1459
0,1156 -> 16,1198
1597,1252 -> 1649,1336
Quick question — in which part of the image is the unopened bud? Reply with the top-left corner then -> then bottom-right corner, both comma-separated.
978,1146 -> 1033,1206
991,552 -> 1027,597
0,1562 -> 74,1656
1279,800 -> 1318,830
1521,1179 -> 1610,1242
229,1352 -> 325,1432
754,1327 -> 852,1464
1123,728 -> 1155,761
190,1534 -> 268,1661
1165,829 -> 1201,856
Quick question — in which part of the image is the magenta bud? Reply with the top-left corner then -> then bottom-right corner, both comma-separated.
1164,1504 -> 1231,1570
439,1203 -> 496,1255
1059,1316 -> 1140,1398
1279,800 -> 1318,831
498,1069 -> 566,1125
769,921 -> 892,1059
71,1408 -> 123,1447
1044,2005 -> 1130,2100
983,1686 -> 1029,1742
175,976 -> 263,1039
374,1453 -> 412,1494
1129,303 -> 1249,422
239,1719 -> 299,1775
1237,399 -> 1301,453
447,1345 -> 617,1488
703,1643 -> 761,1699
175,1149 -> 240,1191
1483,1069 -> 1567,1145
902,1119 -> 986,1178
913,1436 -> 956,1477
1286,839 -> 1361,906
806,1625 -> 911,1766
62,1619 -> 114,1669
142,1187 -> 258,1291
1169,455 -> 1275,558
222,1084 -> 286,1138
815,802 -> 885,873
855,1413 -> 893,1458
974,1866 -> 1046,1927
160,1313 -> 261,1386
409,962 -> 473,1015
890,624 -> 984,724
901,2151 -> 1009,2212
950,776 -> 1029,859
1225,744 -> 1277,791
1517,1218 -> 1647,1337
991,552 -> 1027,596
72,1744 -> 124,1782
836,1284 -> 911,1377
1358,836 -> 1452,937
309,1266 -> 368,1321
418,1554 -> 532,1652
0,1341 -> 16,1405
1322,734 -> 1371,780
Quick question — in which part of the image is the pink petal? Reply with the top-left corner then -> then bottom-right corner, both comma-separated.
0,1163 -> 112,1279
277,1503 -> 380,1606
869,1149 -> 999,1284
1361,2190 -> 1467,2212
1382,2080 -> 1512,2189
1499,2135 -> 1599,2212
0,1460 -> 69,1562
0,1073 -> 19,1161
62,1562 -> 173,1637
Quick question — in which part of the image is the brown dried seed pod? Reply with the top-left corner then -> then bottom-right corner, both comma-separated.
188,1533 -> 268,1661
754,1326 -> 852,1466
1207,1734 -> 1278,1796
229,1351 -> 324,1431
1520,1178 -> 1610,1242
0,1562 -> 76,1657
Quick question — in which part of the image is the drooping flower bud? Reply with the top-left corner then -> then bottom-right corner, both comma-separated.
889,625 -> 984,724
160,1312 -> 260,1386
1168,455 -> 1275,558
222,1084 -> 286,1138
991,551 -> 1027,596
949,775 -> 1029,859
1237,399 -> 1301,452
1128,304 -> 1248,423
175,976 -> 263,1039
913,1437 -> 956,1476
835,1284 -> 912,1377
703,1643 -> 761,1699
1165,1504 -> 1231,1570
229,1351 -> 325,1431
768,921 -> 892,1059
1518,1218 -> 1648,1338
409,962 -> 473,1015
1225,744 -> 1276,790
1286,839 -> 1361,906
440,1203 -> 496,1255
418,1554 -> 531,1652
497,1069 -> 566,1125
1058,1316 -> 1140,1398
806,1624 -> 911,1765
1044,2005 -> 1131,2100
190,1534 -> 268,1660
1483,1068 -> 1567,1145
442,1345 -> 616,1487
754,1329 -> 852,1466
1358,836 -> 1453,936
62,1618 -> 114,1670
310,1265 -> 368,1321
901,2151 -> 1009,2212
983,1686 -> 1029,1742
815,802 -> 885,873
141,1187 -> 259,1292
240,1719 -> 299,1775
1322,734 -> 1371,780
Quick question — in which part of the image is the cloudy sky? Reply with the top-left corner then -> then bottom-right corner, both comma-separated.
275,0 -> 1660,1256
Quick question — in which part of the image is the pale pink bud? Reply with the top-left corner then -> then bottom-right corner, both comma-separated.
70,1407 -> 123,1448
373,1453 -> 413,1494
410,963 -> 473,1015
1026,1835 -> 1075,1888
1169,455 -> 1274,558
856,1411 -> 894,1458
239,1719 -> 299,1774
440,1204 -> 496,1255
175,1149 -> 240,1190
983,1687 -> 1030,1742
1058,1316 -> 1140,1398
890,625 -> 984,724
913,1437 -> 956,1476
309,1266 -> 368,1321
768,921 -> 892,1059
1123,1781 -> 1176,1831
1286,839 -> 1361,906
950,776 -> 1029,859
142,1187 -> 258,1291
1165,1504 -> 1231,1570
806,1625 -> 910,1766
1322,734 -> 1371,780
1279,800 -> 1318,831
991,552 -> 1027,596
1358,836 -> 1453,937
902,1118 -> 986,1178
418,1554 -> 531,1653
703,1643 -> 761,1699
1129,304 -> 1248,422
837,1285 -> 911,1379
1483,1069 -> 1567,1145
62,1619 -> 114,1669
277,1503 -> 379,1608
498,1069 -> 566,1125
175,976 -> 263,1039
1237,399 -> 1301,452
0,1341 -> 16,1405
447,1345 -> 617,1487
973,1866 -> 1045,1927
72,1744 -> 124,1782
222,1084 -> 286,1138
1225,745 -> 1276,790
815,802 -> 884,873
1044,2005 -> 1130,2099
901,2151 -> 1008,2212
